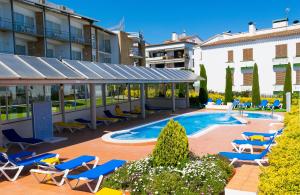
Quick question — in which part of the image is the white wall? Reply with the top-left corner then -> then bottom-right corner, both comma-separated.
194,35 -> 300,95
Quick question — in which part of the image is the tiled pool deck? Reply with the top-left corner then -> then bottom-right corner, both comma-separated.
0,109 -> 284,195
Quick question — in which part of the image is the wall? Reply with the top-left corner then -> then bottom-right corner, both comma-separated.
194,35 -> 300,95
146,98 -> 188,109
0,100 -> 140,146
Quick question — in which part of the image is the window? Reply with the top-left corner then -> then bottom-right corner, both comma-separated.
174,62 -> 185,68
13,12 -> 34,33
0,87 -> 6,121
227,50 -> 233,62
72,51 -> 82,60
95,85 -> 103,106
104,40 -> 111,53
243,48 -> 253,61
46,20 -> 61,33
15,44 -> 26,55
275,72 -> 285,85
64,85 -> 75,111
7,86 -> 27,120
243,73 -> 253,86
99,53 -> 111,63
46,49 -> 54,58
155,64 -> 165,68
75,85 -> 89,110
296,43 -> 300,57
275,44 -> 287,58
106,84 -> 128,105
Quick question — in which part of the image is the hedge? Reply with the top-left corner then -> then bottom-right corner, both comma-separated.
259,106 -> 300,194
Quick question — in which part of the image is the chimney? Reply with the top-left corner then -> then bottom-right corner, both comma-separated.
171,32 -> 178,41
248,22 -> 256,34
272,18 -> 288,28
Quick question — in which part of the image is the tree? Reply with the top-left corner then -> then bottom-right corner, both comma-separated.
199,64 -> 208,104
225,66 -> 233,103
283,63 -> 292,109
152,119 -> 189,167
252,63 -> 261,106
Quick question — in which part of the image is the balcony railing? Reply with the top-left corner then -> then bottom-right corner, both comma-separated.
70,35 -> 90,45
46,29 -> 70,42
0,17 -> 13,31
130,47 -> 142,57
14,22 -> 38,35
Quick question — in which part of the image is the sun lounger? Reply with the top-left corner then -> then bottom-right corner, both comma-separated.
115,105 -> 138,118
65,159 -> 126,193
219,146 -> 270,166
96,117 -> 119,125
242,128 -> 283,140
2,129 -> 44,150
104,110 -> 129,120
0,151 -> 35,165
258,100 -> 268,109
231,138 -> 274,153
0,152 -> 57,181
54,122 -> 86,133
270,100 -> 281,109
74,118 -> 104,128
215,99 -> 223,105
145,104 -> 171,111
30,155 -> 99,186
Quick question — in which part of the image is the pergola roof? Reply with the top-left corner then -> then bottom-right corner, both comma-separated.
0,53 -> 199,85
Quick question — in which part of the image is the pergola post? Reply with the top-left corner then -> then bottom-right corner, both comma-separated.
186,83 -> 190,108
59,84 -> 66,122
101,84 -> 106,110
140,83 -> 146,119
128,84 -> 132,112
89,83 -> 97,130
145,84 -> 148,99
171,83 -> 176,112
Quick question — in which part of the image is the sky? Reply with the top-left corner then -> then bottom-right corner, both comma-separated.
50,0 -> 300,44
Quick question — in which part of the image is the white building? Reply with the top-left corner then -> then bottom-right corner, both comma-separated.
194,19 -> 300,95
146,32 -> 202,69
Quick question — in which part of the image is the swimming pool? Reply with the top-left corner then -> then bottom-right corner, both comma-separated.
102,112 -> 281,143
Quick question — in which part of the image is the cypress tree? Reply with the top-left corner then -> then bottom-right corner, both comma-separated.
199,64 -> 208,104
252,63 -> 261,106
225,66 -> 233,103
283,63 -> 292,108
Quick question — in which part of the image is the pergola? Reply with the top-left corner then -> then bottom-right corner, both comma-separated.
0,53 -> 199,129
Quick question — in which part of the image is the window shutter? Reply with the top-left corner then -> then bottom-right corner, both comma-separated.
243,48 -> 253,61
275,72 -> 286,85
228,50 -> 233,62
243,73 -> 253,86
276,44 -> 287,58
296,43 -> 300,57
296,71 -> 300,85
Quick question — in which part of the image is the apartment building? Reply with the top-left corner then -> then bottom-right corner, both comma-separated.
146,32 -> 202,69
0,0 -> 145,65
194,19 -> 300,95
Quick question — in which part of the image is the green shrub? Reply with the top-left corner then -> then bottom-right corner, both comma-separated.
152,119 -> 189,167
283,63 -> 292,108
225,66 -> 233,103
259,106 -> 300,194
199,64 -> 208,104
252,63 -> 261,106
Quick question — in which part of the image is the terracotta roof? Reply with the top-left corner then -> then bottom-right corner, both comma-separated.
202,28 -> 300,47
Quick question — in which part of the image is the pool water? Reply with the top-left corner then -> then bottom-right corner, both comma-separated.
109,112 -> 278,141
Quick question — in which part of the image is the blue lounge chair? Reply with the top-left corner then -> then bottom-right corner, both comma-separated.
232,99 -> 240,108
270,100 -> 281,109
231,138 -> 274,153
65,159 -> 126,193
207,98 -> 213,102
242,102 -> 251,108
0,151 -> 35,165
30,155 -> 99,186
74,118 -> 104,129
0,152 -> 57,181
258,100 -> 268,109
104,110 -> 128,120
219,146 -> 270,166
2,129 -> 44,150
242,128 -> 283,140
215,99 -> 223,105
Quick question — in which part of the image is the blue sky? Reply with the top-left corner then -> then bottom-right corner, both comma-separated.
51,0 -> 300,44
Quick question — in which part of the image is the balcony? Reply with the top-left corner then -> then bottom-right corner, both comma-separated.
272,57 -> 288,64
46,29 -> 70,42
0,17 -> 13,31
129,47 -> 143,58
273,84 -> 284,92
70,35 -> 90,45
14,22 -> 39,36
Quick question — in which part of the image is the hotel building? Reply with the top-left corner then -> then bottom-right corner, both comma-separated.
194,19 -> 300,95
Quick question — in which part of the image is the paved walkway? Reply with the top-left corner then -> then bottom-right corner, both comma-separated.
0,109 -> 283,195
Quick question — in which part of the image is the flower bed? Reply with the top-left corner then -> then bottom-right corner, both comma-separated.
102,154 -> 233,194
259,106 -> 300,193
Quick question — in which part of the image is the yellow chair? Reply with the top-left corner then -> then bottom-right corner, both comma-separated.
96,187 -> 123,195
96,117 -> 119,123
54,122 -> 86,133
41,157 -> 60,165
115,106 -> 138,118
0,147 -> 7,153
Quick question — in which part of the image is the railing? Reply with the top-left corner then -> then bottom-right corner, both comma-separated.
130,47 -> 142,57
46,29 -> 70,41
0,17 -> 13,30
13,22 -> 37,35
70,35 -> 90,45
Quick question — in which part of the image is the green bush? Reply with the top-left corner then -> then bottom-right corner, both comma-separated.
283,63 -> 292,108
152,119 -> 189,167
225,66 -> 233,103
199,64 -> 208,104
259,106 -> 300,194
252,63 -> 261,106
